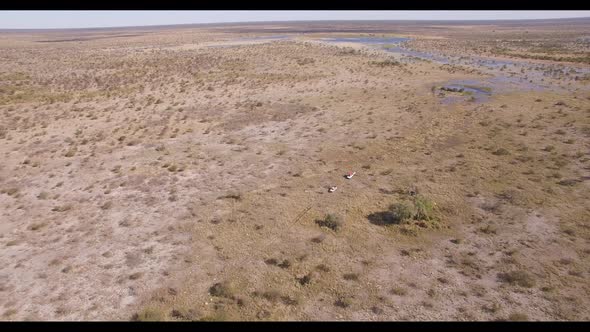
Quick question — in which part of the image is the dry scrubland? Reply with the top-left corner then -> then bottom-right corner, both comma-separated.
0,22 -> 589,321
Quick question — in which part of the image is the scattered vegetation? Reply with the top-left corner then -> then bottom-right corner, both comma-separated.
507,312 -> 529,321
316,213 -> 343,231
368,194 -> 438,230
131,308 -> 166,321
497,271 -> 536,288
1,23 -> 589,322
209,282 -> 235,299
369,59 -> 401,67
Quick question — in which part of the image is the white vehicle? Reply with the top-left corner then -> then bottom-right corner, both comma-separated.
345,171 -> 356,179
328,186 -> 337,192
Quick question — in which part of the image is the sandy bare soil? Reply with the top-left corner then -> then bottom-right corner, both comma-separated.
0,19 -> 589,321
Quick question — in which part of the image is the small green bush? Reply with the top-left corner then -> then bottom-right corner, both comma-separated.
390,195 -> 436,222
370,194 -> 438,229
413,195 -> 435,221
388,202 -> 414,223
316,213 -> 343,231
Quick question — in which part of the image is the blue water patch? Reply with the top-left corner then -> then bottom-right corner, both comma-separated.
321,35 -> 590,93
321,37 -> 451,64
384,46 -> 451,64
322,37 -> 410,45
241,35 -> 291,41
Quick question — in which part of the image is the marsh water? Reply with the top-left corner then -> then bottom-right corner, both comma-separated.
227,34 -> 589,102
241,35 -> 291,41
320,36 -> 590,101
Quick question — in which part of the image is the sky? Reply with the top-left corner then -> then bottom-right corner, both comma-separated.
0,11 -> 589,29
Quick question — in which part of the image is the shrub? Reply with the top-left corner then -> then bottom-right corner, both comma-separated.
392,195 -> 436,222
413,195 -> 435,221
37,192 -> 49,200
209,282 -> 234,298
277,260 -> 291,269
371,306 -> 384,315
132,308 -> 166,321
480,224 -> 497,234
28,222 -> 47,231
334,297 -> 352,308
261,290 -> 281,302
64,147 -> 77,157
343,273 -> 359,281
129,272 -> 144,280
369,59 -> 401,67
390,287 -> 408,296
388,203 -> 414,223
199,310 -> 228,322
492,148 -> 510,156
52,204 -> 72,212
1,188 -> 19,196
315,264 -> 330,272
2,309 -> 17,318
297,274 -> 312,285
558,179 -> 579,186
507,312 -> 528,321
369,195 -> 438,228
264,258 -> 278,266
400,225 -> 419,236
280,295 -> 299,306
218,193 -> 242,201
482,302 -> 501,313
100,201 -> 112,210
170,308 -> 200,321
296,58 -> 315,65
498,271 -> 536,288
6,240 -> 20,247
316,213 -> 343,231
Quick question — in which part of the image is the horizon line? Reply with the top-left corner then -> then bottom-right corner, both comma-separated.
2,16 -> 590,32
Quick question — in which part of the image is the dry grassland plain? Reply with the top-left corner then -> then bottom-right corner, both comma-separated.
0,19 -> 589,321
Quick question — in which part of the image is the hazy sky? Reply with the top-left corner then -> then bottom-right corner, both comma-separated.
1,11 -> 589,29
